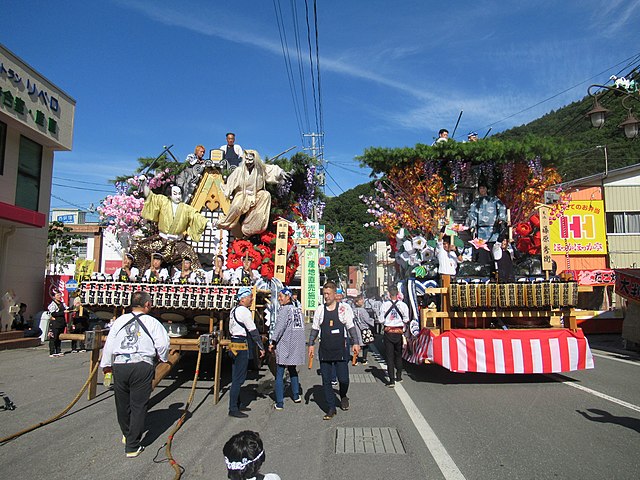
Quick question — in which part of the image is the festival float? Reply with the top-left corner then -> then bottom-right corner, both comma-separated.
65,145 -> 323,401
360,139 -> 595,374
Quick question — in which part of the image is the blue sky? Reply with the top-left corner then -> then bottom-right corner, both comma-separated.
4,0 -> 640,221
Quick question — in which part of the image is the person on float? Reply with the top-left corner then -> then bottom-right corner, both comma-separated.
378,286 -> 410,387
436,230 -> 462,279
467,131 -> 479,142
218,149 -> 290,238
142,253 -> 169,283
433,128 -> 449,145
228,287 -> 266,418
232,254 -> 261,286
308,281 -> 360,420
172,256 -> 198,284
133,177 -> 209,272
176,144 -> 206,202
269,287 -> 306,410
466,180 -> 507,265
114,253 -> 139,282
492,233 -> 516,283
100,290 -> 170,458
220,132 -> 244,169
208,254 -> 231,285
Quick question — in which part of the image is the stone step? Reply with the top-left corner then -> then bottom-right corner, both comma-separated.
0,337 -> 42,351
0,330 -> 25,341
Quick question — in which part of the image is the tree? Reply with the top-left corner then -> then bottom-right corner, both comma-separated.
47,221 -> 84,274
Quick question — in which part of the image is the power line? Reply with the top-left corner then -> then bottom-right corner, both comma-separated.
313,0 -> 324,137
53,176 -> 113,187
291,0 -> 311,132
51,194 -> 95,212
324,167 -> 346,195
304,0 -> 320,133
52,182 -> 113,193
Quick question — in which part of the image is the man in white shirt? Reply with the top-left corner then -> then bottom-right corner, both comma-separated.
436,232 -> 461,277
378,286 -> 410,387
220,132 -> 244,168
228,286 -> 265,418
114,253 -> 139,282
100,291 -> 170,458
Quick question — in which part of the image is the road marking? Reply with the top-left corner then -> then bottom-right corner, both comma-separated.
547,374 -> 640,413
371,346 -> 466,479
591,351 -> 640,367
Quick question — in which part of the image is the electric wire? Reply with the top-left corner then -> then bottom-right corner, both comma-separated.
304,0 -> 320,134
324,167 -> 346,195
51,193 -> 96,212
52,182 -> 112,193
313,0 -> 324,137
53,176 -> 113,187
291,0 -> 311,132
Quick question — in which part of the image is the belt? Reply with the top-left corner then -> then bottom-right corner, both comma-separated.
114,353 -> 156,365
384,326 -> 404,334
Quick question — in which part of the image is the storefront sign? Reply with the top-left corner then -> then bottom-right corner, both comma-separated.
302,248 -> 319,311
564,269 -> 616,286
549,200 -> 607,255
0,46 -> 75,150
615,269 -> 640,303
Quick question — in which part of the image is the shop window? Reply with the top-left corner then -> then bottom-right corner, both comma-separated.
0,120 -> 6,175
607,212 -> 640,234
15,135 -> 42,211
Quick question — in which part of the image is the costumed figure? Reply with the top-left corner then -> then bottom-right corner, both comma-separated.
465,182 -> 507,265
176,144 -> 206,202
207,254 -> 231,285
218,149 -> 289,238
113,253 -> 139,282
132,176 -> 209,271
492,233 -> 515,283
171,256 -> 199,284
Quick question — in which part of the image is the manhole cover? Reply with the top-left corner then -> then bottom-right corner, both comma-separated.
335,427 -> 405,454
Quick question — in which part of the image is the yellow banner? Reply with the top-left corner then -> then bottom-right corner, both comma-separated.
549,200 -> 607,255
75,259 -> 95,281
274,220 -> 289,283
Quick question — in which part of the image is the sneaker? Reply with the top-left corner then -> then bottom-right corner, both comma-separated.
340,397 -> 350,411
292,397 -> 302,404
323,410 -> 336,420
361,360 -> 368,365
121,435 -> 126,445
273,403 -> 284,411
126,446 -> 144,458
79,349 -> 87,353
331,380 -> 339,387
387,382 -> 395,388
228,410 -> 249,418
49,354 -> 56,358
396,376 -> 403,383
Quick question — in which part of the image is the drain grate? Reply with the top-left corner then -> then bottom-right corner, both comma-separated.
349,373 -> 376,383
335,427 -> 406,454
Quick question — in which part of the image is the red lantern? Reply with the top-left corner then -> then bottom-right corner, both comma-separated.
515,222 -> 532,237
529,213 -> 540,227
516,237 -> 533,253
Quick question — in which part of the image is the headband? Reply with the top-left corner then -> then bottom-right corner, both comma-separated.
224,450 -> 264,471
279,287 -> 293,297
237,287 -> 252,300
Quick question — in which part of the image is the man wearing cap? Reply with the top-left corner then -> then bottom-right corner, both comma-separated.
228,286 -> 266,418
142,253 -> 169,283
467,131 -> 479,142
100,290 -> 170,458
269,287 -> 306,410
308,281 -> 360,420
114,253 -> 139,282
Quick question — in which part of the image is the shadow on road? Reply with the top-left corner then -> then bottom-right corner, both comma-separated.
576,408 -> 640,434
402,361 -> 559,385
144,402 -> 186,446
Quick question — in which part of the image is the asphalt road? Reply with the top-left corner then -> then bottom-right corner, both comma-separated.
1,333 -> 638,480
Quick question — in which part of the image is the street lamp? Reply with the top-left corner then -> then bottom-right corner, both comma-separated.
586,83 -> 640,138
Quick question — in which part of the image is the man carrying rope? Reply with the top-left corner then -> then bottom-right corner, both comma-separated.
100,291 -> 170,458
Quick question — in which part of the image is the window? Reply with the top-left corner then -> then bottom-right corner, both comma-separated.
15,135 -> 42,211
0,120 -> 6,175
607,212 -> 640,234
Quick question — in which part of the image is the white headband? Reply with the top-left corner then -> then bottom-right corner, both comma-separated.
224,449 -> 264,471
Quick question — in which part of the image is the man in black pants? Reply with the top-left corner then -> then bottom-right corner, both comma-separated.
100,291 -> 170,458
378,286 -> 410,387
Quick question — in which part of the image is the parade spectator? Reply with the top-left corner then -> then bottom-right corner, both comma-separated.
378,286 -> 410,387
114,253 -> 139,282
436,231 -> 461,278
176,144 -> 206,202
433,128 -> 449,145
493,233 -> 515,283
352,294 -> 375,365
12,303 -> 42,339
308,281 -> 360,420
364,295 -> 382,333
142,253 -> 170,283
232,255 -> 261,286
223,430 -> 280,480
220,132 -> 244,169
100,291 -> 170,458
228,287 -> 266,418
269,287 -> 306,410
47,290 -> 68,358
70,297 -> 88,353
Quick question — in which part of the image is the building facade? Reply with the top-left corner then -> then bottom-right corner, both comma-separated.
0,44 -> 75,329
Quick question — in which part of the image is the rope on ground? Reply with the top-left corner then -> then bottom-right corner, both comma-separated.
165,348 -> 203,480
0,361 -> 101,445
